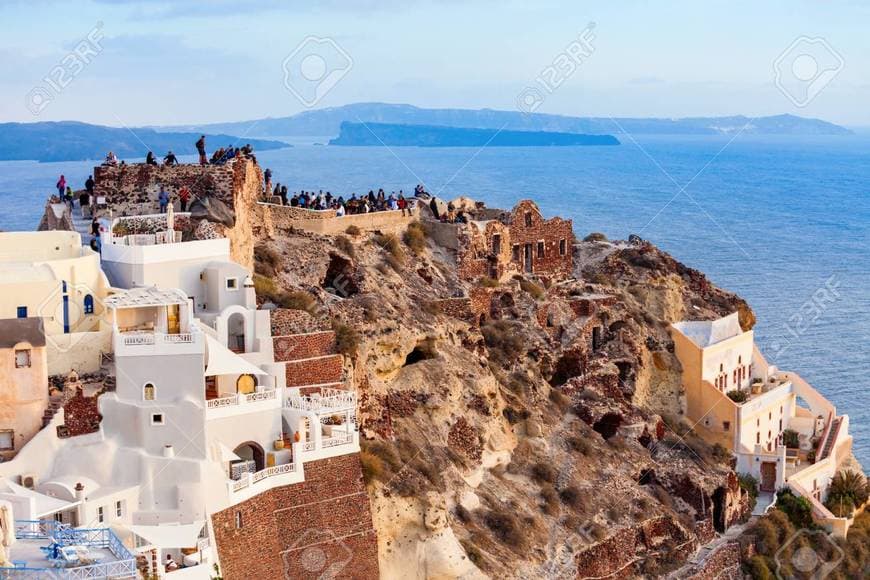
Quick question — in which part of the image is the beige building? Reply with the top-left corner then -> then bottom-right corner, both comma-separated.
0,318 -> 48,461
672,313 -> 855,536
0,231 -> 111,374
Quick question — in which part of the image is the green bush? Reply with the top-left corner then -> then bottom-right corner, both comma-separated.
781,429 -> 800,448
727,389 -> 749,403
775,488 -> 814,529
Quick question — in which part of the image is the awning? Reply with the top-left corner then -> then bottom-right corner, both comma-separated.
128,522 -> 205,549
0,481 -> 78,518
204,334 -> 267,376
213,442 -> 241,463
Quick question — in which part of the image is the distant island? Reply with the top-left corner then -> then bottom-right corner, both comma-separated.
158,102 -> 853,138
0,121 -> 289,163
328,122 -> 620,147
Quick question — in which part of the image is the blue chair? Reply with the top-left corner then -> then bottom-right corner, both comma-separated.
12,560 -> 27,568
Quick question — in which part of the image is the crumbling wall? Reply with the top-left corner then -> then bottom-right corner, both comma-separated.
37,200 -> 74,231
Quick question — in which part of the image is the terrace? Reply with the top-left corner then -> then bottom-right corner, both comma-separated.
285,385 -> 356,413
0,521 -> 135,579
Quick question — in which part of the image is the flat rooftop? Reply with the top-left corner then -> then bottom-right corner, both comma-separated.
672,312 -> 744,348
0,231 -> 87,263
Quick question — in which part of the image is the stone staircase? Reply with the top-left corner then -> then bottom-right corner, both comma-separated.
71,205 -> 93,244
820,417 -> 842,460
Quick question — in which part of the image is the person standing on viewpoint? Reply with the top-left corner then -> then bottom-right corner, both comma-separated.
178,186 -> 191,212
196,135 -> 207,165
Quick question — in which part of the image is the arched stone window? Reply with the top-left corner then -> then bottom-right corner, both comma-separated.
143,383 -> 155,401
84,294 -> 94,315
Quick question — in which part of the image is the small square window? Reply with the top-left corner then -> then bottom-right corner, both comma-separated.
723,421 -> 731,431
226,278 -> 238,291
16,306 -> 27,318
0,430 -> 13,450
14,349 -> 31,369
151,413 -> 165,426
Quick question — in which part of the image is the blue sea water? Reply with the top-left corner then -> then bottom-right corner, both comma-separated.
1,135 -> 868,466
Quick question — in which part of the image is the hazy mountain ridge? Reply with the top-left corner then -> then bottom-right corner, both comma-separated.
329,122 -> 620,147
0,121 -> 288,163
157,102 -> 852,138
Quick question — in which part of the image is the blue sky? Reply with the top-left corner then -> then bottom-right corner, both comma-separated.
1,0 -> 867,127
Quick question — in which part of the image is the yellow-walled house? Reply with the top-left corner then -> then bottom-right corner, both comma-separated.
0,318 -> 48,461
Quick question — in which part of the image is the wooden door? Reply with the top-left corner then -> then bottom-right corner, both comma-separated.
760,462 -> 777,492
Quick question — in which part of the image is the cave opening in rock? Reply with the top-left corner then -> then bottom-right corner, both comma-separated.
404,339 -> 437,367
593,412 -> 622,440
549,349 -> 587,387
712,486 -> 727,533
615,361 -> 633,386
322,253 -> 360,297
638,468 -> 656,486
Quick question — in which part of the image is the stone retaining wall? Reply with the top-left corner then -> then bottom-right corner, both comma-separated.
285,355 -> 344,387
273,331 -> 337,362
211,453 -> 379,580
266,204 -> 416,235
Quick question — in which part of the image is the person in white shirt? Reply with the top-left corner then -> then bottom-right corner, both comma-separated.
336,204 -> 346,217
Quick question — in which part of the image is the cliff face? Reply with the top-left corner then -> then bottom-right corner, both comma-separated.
254,223 -> 755,579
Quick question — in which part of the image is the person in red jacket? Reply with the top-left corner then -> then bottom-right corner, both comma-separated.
56,175 -> 66,198
178,186 -> 191,212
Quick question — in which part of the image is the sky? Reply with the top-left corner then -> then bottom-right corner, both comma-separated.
0,0 -> 868,127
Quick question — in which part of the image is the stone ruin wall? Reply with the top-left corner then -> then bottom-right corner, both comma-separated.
211,453 -> 380,580
92,159 -> 263,270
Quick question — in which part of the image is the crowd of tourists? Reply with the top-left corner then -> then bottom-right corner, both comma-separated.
266,184 -> 416,217
100,136 -> 257,169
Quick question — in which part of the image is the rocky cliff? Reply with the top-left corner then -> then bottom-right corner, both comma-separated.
253,217 -> 759,578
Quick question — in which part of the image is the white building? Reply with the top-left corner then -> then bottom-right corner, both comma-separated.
672,313 -> 854,537
0,226 -> 360,577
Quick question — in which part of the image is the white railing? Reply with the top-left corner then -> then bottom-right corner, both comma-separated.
229,463 -> 297,494
322,433 -> 354,448
197,537 -> 210,552
206,389 -> 277,410
302,441 -> 316,452
286,387 -> 356,412
120,331 -> 197,346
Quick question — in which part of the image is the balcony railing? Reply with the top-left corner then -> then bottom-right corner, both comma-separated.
230,463 -> 297,493
1,522 -> 136,580
119,331 -> 197,346
207,389 -> 278,410
322,433 -> 354,449
286,387 -> 356,412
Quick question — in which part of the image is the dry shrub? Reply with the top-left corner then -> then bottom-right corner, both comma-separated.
478,276 -> 499,288
345,224 -> 361,236
518,277 -> 545,300
540,484 -> 560,515
559,486 -> 583,510
275,290 -> 317,313
360,451 -> 384,484
384,253 -> 404,273
482,320 -> 525,363
403,221 -> 427,255
483,509 -> 525,548
531,462 -> 556,484
583,232 -> 608,243
374,232 -> 404,260
334,235 -> 356,259
254,244 -> 282,277
567,435 -> 592,455
548,388 -> 571,412
332,321 -> 360,357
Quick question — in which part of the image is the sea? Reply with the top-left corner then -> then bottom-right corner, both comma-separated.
1,134 -> 868,466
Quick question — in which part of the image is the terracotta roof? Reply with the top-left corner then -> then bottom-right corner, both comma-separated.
0,317 -> 46,348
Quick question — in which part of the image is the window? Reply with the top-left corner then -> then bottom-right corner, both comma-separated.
559,239 -> 566,256
115,501 -> 123,518
14,349 -> 31,369
723,421 -> 731,431
537,241 -> 544,258
151,413 -> 165,426
756,432 -> 760,444
779,419 -> 782,431
235,511 -> 243,529
524,212 -> 532,227
83,295 -> 94,315
97,506 -> 104,523
226,277 -> 239,291
492,234 -> 501,255
143,383 -> 155,401
512,245 -> 520,262
16,306 -> 27,319
0,430 -> 13,450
